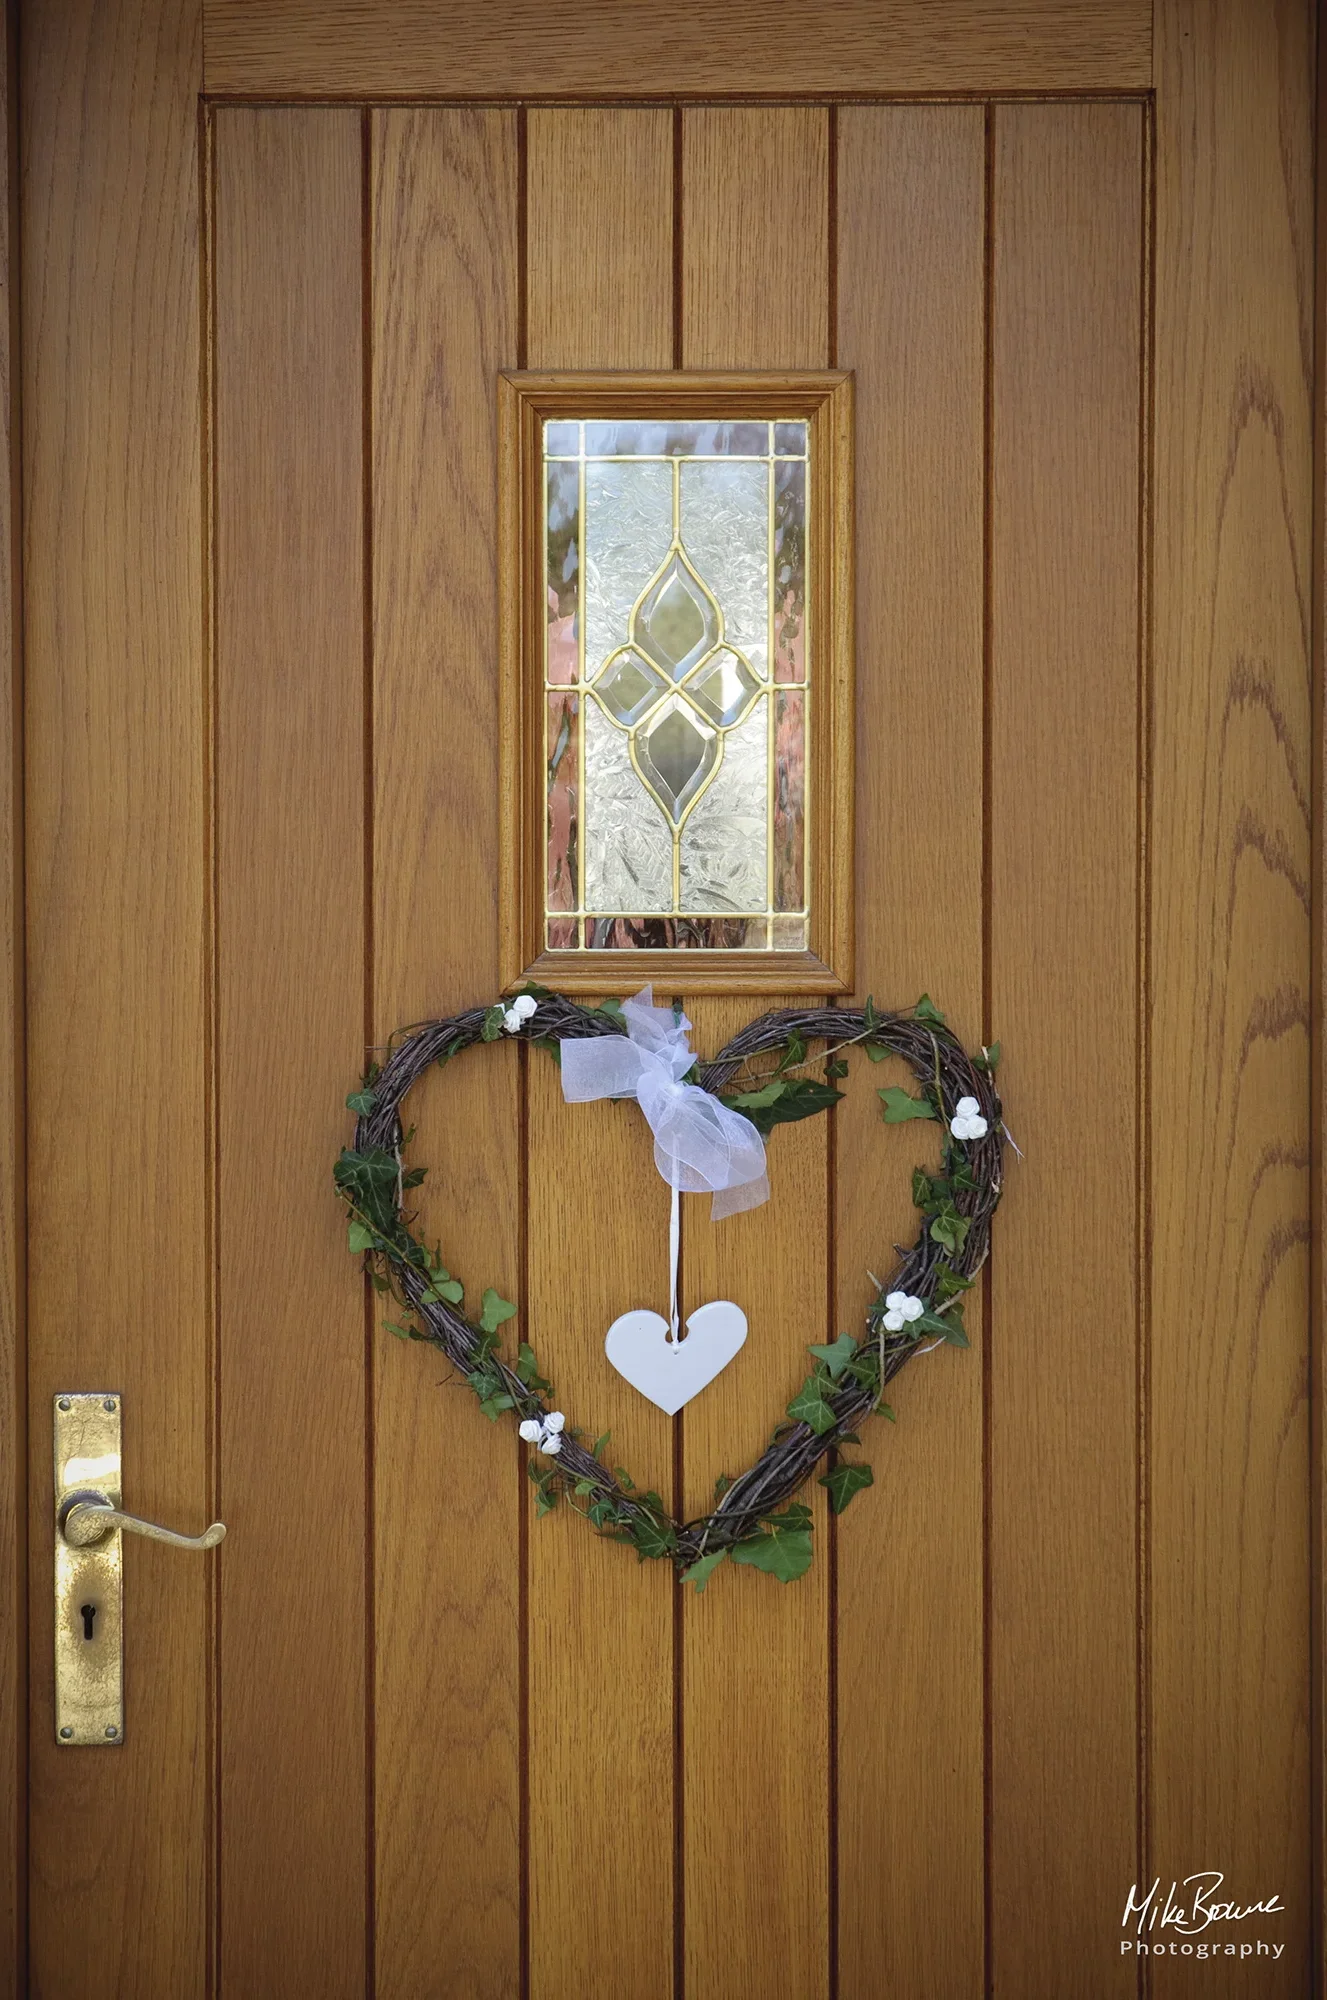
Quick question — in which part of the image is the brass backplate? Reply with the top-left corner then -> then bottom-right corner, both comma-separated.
53,1393 -> 124,1745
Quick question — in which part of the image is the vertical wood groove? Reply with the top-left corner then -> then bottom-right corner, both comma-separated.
1134,92 -> 1156,2000
980,98 -> 996,2000
358,101 -> 376,2000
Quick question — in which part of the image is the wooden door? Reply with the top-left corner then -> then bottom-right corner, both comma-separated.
6,3 -> 1318,1996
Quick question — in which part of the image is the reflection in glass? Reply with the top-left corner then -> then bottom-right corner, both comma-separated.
546,691 -> 578,912
774,459 -> 806,684
544,416 -> 810,951
546,461 -> 579,685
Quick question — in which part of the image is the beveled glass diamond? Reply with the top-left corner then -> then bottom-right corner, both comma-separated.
594,648 -> 667,726
632,552 -> 721,680
636,695 -> 718,823
685,648 -> 761,728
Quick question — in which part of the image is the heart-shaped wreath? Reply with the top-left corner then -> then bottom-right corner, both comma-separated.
335,990 -> 1006,1587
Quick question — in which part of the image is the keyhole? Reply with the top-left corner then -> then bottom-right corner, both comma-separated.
79,1603 -> 97,1642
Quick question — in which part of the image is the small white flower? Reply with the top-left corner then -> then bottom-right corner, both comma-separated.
883,1290 -> 926,1332
503,993 -> 540,1035
519,1409 -> 565,1455
949,1093 -> 988,1142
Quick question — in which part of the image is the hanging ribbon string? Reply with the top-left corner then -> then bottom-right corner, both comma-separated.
561,987 -> 767,1345
560,986 -> 769,1220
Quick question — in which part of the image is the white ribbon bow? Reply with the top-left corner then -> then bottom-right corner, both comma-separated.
560,987 -> 769,1220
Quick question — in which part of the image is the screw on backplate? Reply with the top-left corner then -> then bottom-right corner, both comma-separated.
104,1726 -> 117,1739
103,1399 -> 116,1413
59,1726 -> 72,1740
57,1398 -> 70,1411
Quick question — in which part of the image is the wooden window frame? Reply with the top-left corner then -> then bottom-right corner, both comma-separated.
498,368 -> 854,995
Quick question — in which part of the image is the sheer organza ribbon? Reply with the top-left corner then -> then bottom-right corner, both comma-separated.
560,987 -> 769,1220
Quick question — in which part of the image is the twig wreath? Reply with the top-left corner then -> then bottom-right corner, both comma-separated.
334,989 -> 1006,1587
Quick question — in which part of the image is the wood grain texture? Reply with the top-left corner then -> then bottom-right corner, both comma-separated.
679,106 -> 830,2000
370,107 -> 522,2000
988,103 -> 1142,1993
213,107 -> 366,1998
0,0 -> 21,1983
524,107 -> 676,2000
834,104 -> 987,2000
204,0 -> 1151,97
1151,1 -> 1314,1988
21,2 -> 208,1992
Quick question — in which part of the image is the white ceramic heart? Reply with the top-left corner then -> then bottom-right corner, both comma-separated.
604,1300 -> 748,1415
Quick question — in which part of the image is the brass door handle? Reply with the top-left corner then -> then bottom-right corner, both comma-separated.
60,1493 -> 226,1551
53,1391 -> 225,1745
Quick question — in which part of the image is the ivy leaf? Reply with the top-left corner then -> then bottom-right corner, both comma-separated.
864,1040 -> 892,1062
929,1211 -> 970,1254
614,1466 -> 636,1492
333,1146 -> 401,1232
778,1029 -> 807,1071
595,997 -> 627,1027
729,1076 -> 844,1137
682,1549 -> 727,1592
382,1320 -> 415,1340
516,1342 -> 551,1391
588,1496 -> 618,1529
628,1511 -> 676,1561
400,1165 -> 427,1191
345,1087 -> 376,1116
347,1219 -> 376,1255
421,1275 -> 464,1305
730,1528 -> 815,1584
787,1380 -> 838,1435
480,1288 -> 518,1334
591,1430 -> 611,1457
915,1306 -> 969,1347
531,1036 -> 562,1066
880,1087 -> 937,1124
480,1004 -> 505,1041
915,993 -> 947,1027
825,1056 -> 849,1080
727,1080 -> 787,1110
807,1332 -> 857,1381
477,1390 -> 516,1421
820,1462 -> 874,1514
976,1041 -> 1002,1072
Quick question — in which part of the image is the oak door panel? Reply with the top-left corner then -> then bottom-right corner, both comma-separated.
369,105 -> 523,2000
834,102 -> 988,2000
213,105 -> 368,1997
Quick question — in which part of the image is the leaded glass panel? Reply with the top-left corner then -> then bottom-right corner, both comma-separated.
543,417 -> 810,949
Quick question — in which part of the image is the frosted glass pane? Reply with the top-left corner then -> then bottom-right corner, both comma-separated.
773,689 -> 805,910
679,459 -> 768,677
546,460 -> 579,685
546,691 -> 578,912
584,420 -> 769,456
680,697 -> 768,913
583,697 -> 672,913
584,460 -> 673,671
774,459 -> 806,684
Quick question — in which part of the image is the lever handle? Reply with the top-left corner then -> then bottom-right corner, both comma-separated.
60,1493 -> 226,1551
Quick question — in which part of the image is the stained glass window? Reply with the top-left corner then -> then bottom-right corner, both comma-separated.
543,418 -> 810,951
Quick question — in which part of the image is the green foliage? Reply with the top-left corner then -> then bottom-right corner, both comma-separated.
820,1462 -> 874,1514
787,1379 -> 838,1435
722,1075 -> 844,1137
879,1086 -> 937,1124
333,1145 -> 401,1233
516,1342 -> 552,1392
347,1218 -> 376,1255
480,1004 -> 505,1041
626,1507 -> 677,1562
682,1549 -> 727,1592
345,1087 -> 376,1116
976,1041 -> 1001,1072
479,1288 -> 518,1334
595,996 -> 627,1027
915,993 -> 947,1028
807,1332 -> 857,1381
730,1506 -> 815,1583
